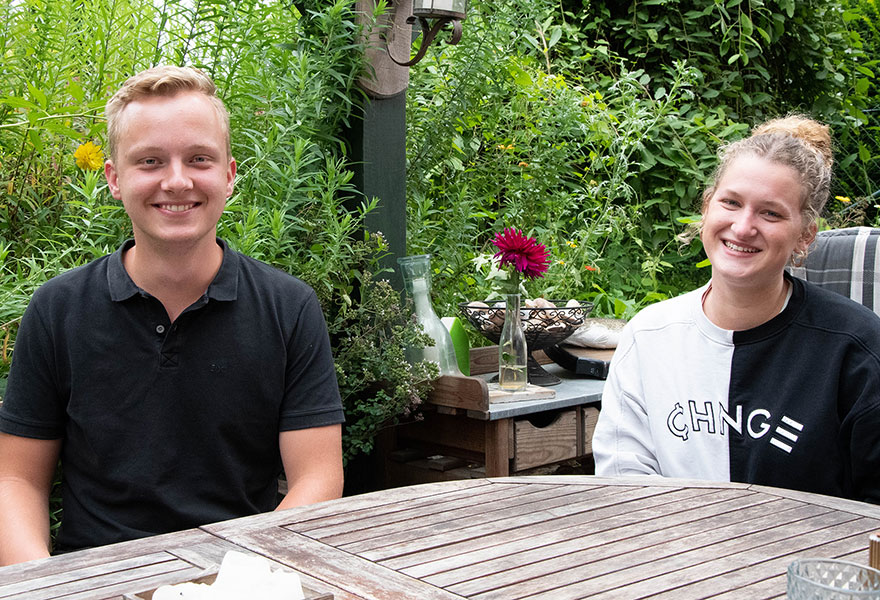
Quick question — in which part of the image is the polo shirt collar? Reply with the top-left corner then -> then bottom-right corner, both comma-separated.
107,238 -> 239,302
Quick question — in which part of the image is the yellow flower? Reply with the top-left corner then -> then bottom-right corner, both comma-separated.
74,141 -> 104,170
518,161 -> 529,167
566,240 -> 577,248
835,195 -> 851,203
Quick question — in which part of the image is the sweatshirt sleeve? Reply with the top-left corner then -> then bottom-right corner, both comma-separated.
841,344 -> 880,504
592,323 -> 661,476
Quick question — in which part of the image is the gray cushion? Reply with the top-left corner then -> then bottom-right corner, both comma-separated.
789,227 -> 880,315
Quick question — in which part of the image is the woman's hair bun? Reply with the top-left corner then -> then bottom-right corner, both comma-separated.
751,114 -> 833,167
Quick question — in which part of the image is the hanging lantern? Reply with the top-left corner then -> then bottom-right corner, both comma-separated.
388,0 -> 466,66
412,0 -> 466,20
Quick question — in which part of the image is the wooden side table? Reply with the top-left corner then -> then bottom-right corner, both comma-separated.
384,348 -> 605,485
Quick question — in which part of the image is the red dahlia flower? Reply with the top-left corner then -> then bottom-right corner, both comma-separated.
492,227 -> 550,280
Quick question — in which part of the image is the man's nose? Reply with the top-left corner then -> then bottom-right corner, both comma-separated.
161,160 -> 193,192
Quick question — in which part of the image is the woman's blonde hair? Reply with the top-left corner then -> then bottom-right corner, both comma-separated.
105,65 -> 230,159
682,115 -> 833,254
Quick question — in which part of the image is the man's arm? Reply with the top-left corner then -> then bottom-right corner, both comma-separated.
0,433 -> 62,565
276,424 -> 343,511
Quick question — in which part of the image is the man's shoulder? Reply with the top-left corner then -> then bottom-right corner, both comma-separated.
31,255 -> 113,302
231,250 -> 316,299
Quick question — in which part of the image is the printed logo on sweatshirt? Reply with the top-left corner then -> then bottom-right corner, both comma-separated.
666,401 -> 803,453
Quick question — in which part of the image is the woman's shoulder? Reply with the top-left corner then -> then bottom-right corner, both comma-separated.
628,286 -> 705,330
795,277 -> 880,341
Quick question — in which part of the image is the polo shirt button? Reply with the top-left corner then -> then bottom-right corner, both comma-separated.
156,325 -> 166,334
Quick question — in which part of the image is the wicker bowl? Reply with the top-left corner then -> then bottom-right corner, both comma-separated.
459,300 -> 594,385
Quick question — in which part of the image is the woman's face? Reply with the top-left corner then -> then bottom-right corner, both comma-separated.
701,154 -> 815,291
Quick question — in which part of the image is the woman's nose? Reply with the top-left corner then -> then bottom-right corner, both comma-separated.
730,211 -> 757,237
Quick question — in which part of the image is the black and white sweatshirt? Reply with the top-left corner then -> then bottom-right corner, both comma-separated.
593,272 -> 880,503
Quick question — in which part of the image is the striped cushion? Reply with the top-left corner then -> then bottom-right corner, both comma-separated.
788,227 -> 880,315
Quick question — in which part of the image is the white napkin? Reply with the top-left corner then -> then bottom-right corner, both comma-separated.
153,551 -> 305,600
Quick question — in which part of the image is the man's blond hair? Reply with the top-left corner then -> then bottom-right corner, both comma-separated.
105,65 -> 230,159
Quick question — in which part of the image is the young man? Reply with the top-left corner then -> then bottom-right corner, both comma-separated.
0,66 -> 345,565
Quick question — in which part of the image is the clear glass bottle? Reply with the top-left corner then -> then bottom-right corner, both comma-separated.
397,255 -> 461,375
498,293 -> 528,391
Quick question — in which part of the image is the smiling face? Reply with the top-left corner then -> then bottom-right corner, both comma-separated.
104,91 -> 236,252
701,154 -> 816,291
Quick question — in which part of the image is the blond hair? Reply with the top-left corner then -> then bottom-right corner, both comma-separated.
701,115 -> 833,232
105,65 -> 230,159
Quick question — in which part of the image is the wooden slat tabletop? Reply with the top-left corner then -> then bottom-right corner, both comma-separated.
2,476 -> 878,599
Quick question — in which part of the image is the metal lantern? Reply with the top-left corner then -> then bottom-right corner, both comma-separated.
387,0 -> 466,66
412,0 -> 466,20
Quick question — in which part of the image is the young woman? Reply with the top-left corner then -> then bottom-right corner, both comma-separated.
592,116 -> 880,503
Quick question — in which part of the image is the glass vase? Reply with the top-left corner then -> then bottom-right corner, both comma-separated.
397,255 -> 461,376
498,293 -> 528,391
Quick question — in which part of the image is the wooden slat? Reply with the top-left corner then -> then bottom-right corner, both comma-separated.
416,491 -> 788,587
645,531 -> 880,600
220,528 -> 466,600
512,515 -> 880,600
204,479 -> 494,536
428,374 -> 489,412
390,487 -> 758,575
447,499 -> 834,598
333,484 -> 611,557
0,554 -> 196,600
352,485 -> 689,562
298,482 -> 567,541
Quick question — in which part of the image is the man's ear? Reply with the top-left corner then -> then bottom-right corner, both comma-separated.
225,157 -> 237,198
105,160 -> 122,200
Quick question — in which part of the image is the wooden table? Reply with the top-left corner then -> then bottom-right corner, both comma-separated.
3,476 -> 879,599
386,361 -> 605,483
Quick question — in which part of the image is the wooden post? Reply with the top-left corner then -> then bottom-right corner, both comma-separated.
347,1 -> 413,290
871,531 -> 880,570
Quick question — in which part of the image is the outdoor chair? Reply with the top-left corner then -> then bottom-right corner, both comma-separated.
788,226 -> 880,316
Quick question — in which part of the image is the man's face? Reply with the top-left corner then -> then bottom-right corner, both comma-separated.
105,91 -> 236,251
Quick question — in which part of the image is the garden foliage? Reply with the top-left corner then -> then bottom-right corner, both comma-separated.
406,0 -> 879,321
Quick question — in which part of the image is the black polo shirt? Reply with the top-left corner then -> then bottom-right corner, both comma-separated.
0,239 -> 343,551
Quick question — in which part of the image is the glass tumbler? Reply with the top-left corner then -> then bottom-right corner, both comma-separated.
788,559 -> 880,599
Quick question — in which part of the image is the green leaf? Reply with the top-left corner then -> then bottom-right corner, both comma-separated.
0,96 -> 40,110
67,79 -> 84,103
696,258 -> 712,268
859,143 -> 871,163
739,13 -> 753,38
26,83 -> 47,110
